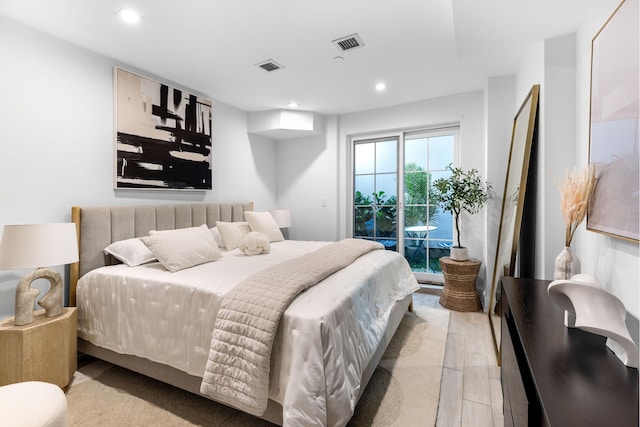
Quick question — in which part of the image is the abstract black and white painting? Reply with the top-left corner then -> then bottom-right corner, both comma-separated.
114,68 -> 213,190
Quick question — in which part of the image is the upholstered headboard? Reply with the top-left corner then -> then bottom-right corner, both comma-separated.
69,202 -> 253,306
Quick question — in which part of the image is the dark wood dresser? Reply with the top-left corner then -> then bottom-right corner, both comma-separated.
501,277 -> 639,426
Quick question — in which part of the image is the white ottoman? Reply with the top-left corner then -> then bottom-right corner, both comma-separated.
0,381 -> 67,426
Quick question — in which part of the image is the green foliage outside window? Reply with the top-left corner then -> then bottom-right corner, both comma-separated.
353,190 -> 397,237
354,191 -> 374,236
372,191 -> 397,237
354,162 -> 439,239
404,162 -> 438,227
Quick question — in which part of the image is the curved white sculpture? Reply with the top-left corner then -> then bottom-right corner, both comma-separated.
548,273 -> 602,327
548,274 -> 639,369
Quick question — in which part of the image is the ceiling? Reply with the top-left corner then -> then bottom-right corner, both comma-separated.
0,0 -> 616,115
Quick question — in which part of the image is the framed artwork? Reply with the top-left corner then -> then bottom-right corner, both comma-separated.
114,68 -> 213,190
587,0 -> 639,242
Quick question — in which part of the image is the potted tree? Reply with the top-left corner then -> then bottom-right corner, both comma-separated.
431,164 -> 492,261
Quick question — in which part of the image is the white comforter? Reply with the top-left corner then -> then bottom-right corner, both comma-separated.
77,240 -> 418,426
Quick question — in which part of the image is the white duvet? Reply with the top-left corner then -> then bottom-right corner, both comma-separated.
77,240 -> 419,426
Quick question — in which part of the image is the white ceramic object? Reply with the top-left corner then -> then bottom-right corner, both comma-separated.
548,274 -> 639,368
548,273 -> 601,327
449,247 -> 468,261
553,246 -> 581,280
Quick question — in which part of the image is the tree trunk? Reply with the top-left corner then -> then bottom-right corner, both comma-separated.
455,214 -> 462,247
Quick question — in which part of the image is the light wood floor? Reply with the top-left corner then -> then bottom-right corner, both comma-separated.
413,289 -> 503,427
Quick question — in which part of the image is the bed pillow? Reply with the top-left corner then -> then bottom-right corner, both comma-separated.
141,224 -> 222,272
150,225 -> 224,249
209,226 -> 225,249
104,237 -> 157,267
215,221 -> 251,250
244,211 -> 284,242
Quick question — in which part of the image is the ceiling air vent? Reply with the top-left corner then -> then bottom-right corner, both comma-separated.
332,33 -> 365,52
256,59 -> 284,72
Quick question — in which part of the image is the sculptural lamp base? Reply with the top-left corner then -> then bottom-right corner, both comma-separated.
14,267 -> 64,326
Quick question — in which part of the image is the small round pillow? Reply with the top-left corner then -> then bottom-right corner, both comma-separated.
239,231 -> 271,256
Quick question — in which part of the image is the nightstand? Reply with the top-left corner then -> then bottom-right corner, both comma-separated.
0,307 -> 77,389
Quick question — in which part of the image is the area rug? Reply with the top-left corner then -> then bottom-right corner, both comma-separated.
66,305 -> 449,427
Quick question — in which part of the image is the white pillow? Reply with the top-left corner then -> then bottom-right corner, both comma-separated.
244,211 -> 284,242
215,221 -> 251,250
150,225 -> 223,249
141,225 -> 222,272
104,238 -> 156,267
209,226 -> 224,248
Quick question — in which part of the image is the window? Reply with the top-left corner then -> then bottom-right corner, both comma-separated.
354,137 -> 398,250
352,126 -> 458,283
403,129 -> 455,279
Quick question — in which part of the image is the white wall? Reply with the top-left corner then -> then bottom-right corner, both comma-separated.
542,33 -> 578,280
485,75 -> 516,308
0,17 -> 278,318
276,115 -> 340,242
575,2 -> 639,318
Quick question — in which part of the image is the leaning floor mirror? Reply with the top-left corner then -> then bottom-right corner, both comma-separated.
488,84 -> 540,364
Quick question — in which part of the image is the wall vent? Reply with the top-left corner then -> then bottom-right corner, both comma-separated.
332,33 -> 365,51
256,59 -> 284,72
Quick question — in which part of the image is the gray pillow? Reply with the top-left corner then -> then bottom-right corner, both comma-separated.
141,225 -> 222,272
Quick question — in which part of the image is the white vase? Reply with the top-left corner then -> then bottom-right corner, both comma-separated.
553,246 -> 581,280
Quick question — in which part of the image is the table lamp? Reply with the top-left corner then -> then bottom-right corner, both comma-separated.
270,209 -> 291,239
0,223 -> 79,326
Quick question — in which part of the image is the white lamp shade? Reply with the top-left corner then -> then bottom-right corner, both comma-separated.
269,209 -> 292,228
0,223 -> 79,269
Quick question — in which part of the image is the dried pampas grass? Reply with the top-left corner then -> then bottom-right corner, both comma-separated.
557,164 -> 596,246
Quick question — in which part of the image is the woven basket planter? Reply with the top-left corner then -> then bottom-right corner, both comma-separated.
439,257 -> 482,312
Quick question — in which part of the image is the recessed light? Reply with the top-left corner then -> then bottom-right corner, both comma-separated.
287,102 -> 300,109
118,8 -> 142,24
333,56 -> 344,62
375,82 -> 386,91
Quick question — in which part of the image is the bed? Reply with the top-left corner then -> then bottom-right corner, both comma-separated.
69,203 -> 418,426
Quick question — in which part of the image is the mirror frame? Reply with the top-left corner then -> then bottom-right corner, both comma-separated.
488,84 -> 540,364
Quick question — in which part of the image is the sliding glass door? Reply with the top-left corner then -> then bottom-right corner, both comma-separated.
352,127 -> 457,283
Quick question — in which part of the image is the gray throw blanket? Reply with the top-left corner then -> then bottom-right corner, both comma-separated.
200,238 -> 383,415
